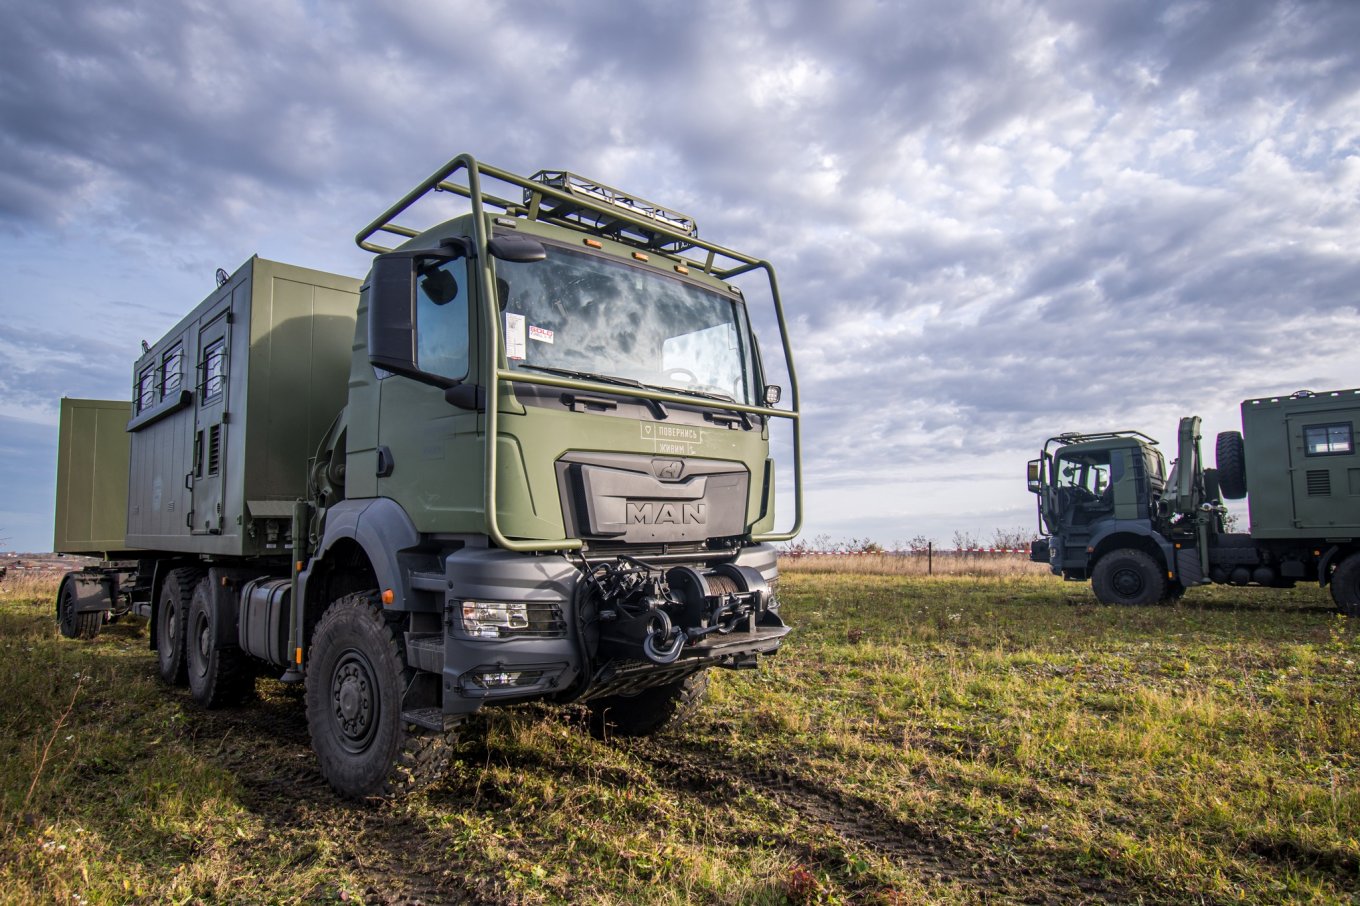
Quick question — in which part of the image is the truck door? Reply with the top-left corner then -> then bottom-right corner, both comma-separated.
189,305 -> 231,534
1287,415 -> 1360,533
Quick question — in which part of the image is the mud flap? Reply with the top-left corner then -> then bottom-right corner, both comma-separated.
1176,548 -> 1204,586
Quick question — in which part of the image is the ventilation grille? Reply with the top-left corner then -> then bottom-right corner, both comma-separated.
1306,469 -> 1331,496
208,424 -> 222,476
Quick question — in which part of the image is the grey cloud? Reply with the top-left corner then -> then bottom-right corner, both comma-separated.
2,0 -> 1359,550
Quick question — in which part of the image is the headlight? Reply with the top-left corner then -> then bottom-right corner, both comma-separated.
458,600 -> 566,639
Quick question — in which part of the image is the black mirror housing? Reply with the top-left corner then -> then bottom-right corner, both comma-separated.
367,247 -> 457,382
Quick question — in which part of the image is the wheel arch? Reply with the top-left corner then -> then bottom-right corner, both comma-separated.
1089,528 -> 1174,577
300,498 -> 420,631
1318,544 -> 1357,588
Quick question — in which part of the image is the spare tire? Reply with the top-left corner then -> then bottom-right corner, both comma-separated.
1216,431 -> 1247,499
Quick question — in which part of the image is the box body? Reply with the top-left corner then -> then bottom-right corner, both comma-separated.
125,256 -> 360,556
1242,389 -> 1360,539
54,398 -> 133,555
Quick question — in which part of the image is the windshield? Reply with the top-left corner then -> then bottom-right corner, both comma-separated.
1054,451 -> 1111,496
494,241 -> 757,405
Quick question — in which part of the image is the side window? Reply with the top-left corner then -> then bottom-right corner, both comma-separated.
160,343 -> 183,398
415,260 -> 469,380
203,340 -> 227,399
1304,423 -> 1352,456
135,367 -> 156,413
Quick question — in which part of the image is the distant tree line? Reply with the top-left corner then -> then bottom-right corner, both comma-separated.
782,527 -> 1036,556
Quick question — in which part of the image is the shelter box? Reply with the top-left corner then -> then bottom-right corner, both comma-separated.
1241,389 -> 1360,538
124,257 -> 361,557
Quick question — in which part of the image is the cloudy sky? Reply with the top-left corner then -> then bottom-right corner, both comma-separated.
2,0 -> 1359,552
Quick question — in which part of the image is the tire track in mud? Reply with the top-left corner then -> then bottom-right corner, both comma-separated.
618,736 -> 1140,905
178,686 -> 495,906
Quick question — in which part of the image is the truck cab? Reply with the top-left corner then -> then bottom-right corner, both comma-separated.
1027,430 -> 1180,603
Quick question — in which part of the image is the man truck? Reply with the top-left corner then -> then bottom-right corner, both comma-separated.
52,154 -> 802,799
1026,388 -> 1360,613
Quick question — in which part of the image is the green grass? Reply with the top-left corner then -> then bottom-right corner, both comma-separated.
1,569 -> 1357,904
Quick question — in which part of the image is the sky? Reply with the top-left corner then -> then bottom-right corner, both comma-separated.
2,0 -> 1359,552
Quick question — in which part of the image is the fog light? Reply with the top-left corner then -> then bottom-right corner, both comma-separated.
471,669 -> 544,689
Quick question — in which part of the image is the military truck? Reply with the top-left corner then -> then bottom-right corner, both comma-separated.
1026,388 -> 1360,613
53,154 -> 802,798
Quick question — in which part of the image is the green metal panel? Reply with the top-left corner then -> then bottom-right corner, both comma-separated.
244,259 -> 362,514
1242,388 -> 1360,539
53,398 -> 131,554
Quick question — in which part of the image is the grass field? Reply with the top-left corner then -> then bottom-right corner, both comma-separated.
1,564 -> 1357,904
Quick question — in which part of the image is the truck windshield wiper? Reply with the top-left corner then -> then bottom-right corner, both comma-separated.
655,385 -> 735,403
516,363 -> 645,389
517,364 -> 668,419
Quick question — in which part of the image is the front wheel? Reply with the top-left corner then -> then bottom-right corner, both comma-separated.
588,670 -> 710,739
1330,554 -> 1360,617
1091,549 -> 1166,606
305,592 -> 456,800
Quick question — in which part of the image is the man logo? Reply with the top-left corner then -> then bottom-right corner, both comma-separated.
626,502 -> 707,525
652,459 -> 684,480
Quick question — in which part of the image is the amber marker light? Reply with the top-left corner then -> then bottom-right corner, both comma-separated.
382,589 -> 395,605
584,238 -> 603,249
632,252 -> 649,261
674,265 -> 690,275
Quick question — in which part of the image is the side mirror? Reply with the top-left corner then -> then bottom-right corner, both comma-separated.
1026,459 -> 1043,493
488,234 -> 547,263
367,247 -> 458,382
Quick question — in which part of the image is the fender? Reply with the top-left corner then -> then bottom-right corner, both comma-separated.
301,497 -> 422,611
1317,545 -> 1346,588
1086,520 -> 1177,575
59,571 -> 116,615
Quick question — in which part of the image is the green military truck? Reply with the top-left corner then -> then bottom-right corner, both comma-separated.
53,155 -> 802,798
1026,389 -> 1360,613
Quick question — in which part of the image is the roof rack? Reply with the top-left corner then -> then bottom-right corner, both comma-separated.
1043,430 -> 1157,457
356,155 -> 734,265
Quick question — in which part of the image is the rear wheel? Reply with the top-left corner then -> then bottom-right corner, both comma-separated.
58,580 -> 102,640
305,592 -> 457,800
588,670 -> 710,739
157,568 -> 201,685
186,577 -> 254,707
1091,549 -> 1166,606
1330,554 -> 1360,617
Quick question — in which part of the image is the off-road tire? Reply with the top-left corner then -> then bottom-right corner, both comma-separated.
58,580 -> 102,640
1216,431 -> 1248,500
1329,554 -> 1360,617
157,568 -> 201,685
1091,549 -> 1166,606
186,576 -> 255,708
305,591 -> 457,800
588,670 -> 710,739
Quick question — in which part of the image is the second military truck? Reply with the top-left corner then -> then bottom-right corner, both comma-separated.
1027,388 -> 1360,613
53,155 -> 802,798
